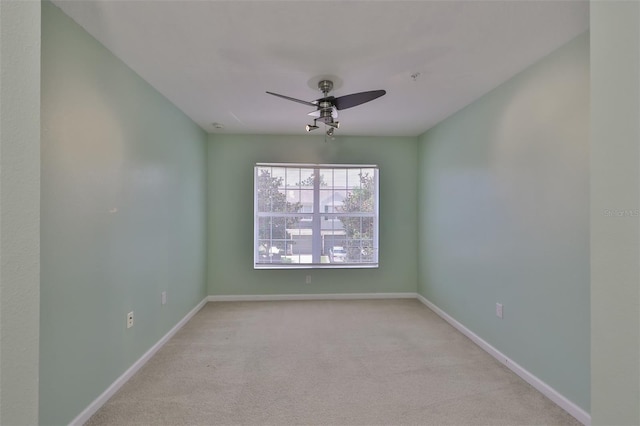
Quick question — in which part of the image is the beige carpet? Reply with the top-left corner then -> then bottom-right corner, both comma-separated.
86,299 -> 581,425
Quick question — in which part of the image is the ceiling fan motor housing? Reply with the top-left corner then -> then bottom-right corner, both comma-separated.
317,99 -> 335,124
318,79 -> 334,95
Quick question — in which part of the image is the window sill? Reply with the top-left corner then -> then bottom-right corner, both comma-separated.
254,263 -> 379,270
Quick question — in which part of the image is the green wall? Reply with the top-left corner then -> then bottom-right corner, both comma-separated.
590,2 -> 640,424
207,134 -> 417,296
0,1 -> 41,425
38,2 -> 640,422
40,2 -> 208,424
417,33 -> 590,412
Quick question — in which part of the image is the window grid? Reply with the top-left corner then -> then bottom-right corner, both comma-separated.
255,164 -> 379,269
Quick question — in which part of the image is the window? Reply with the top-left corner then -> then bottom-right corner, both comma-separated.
254,163 -> 379,269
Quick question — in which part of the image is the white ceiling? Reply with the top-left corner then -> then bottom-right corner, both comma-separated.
53,1 -> 589,137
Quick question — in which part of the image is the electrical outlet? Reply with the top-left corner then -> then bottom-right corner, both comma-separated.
161,291 -> 167,305
496,303 -> 503,319
306,275 -> 312,284
127,311 -> 134,328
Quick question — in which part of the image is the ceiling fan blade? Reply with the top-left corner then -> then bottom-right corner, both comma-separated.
314,96 -> 335,104
333,90 -> 386,110
266,91 -> 317,108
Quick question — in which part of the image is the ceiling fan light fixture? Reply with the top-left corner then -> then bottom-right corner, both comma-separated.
267,79 -> 385,137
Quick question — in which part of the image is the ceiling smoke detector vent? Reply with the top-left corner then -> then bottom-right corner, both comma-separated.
211,122 -> 224,129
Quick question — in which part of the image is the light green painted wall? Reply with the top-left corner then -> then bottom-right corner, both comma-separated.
590,2 -> 640,424
207,134 -> 417,295
40,2 -> 208,424
0,1 -> 41,425
417,33 -> 590,412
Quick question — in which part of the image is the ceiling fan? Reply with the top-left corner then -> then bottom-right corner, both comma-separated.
266,79 -> 386,136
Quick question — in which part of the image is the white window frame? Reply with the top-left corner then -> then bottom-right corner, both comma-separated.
254,163 -> 379,269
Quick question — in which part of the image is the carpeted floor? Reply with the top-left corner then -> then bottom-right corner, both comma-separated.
86,299 -> 581,425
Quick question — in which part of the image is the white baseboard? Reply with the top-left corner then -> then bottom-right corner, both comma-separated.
69,297 -> 209,426
415,294 -> 591,426
208,292 -> 417,302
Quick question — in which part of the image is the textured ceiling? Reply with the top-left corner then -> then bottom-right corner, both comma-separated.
53,1 -> 589,136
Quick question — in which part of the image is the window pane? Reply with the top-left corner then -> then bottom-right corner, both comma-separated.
257,240 -> 271,263
256,169 -> 273,212
257,216 -> 313,264
257,169 -> 289,212
271,190 -> 287,212
331,190 -> 347,210
344,188 -> 361,212
323,215 -> 347,263
320,189 -> 347,213
340,175 -> 374,213
319,169 -> 333,187
257,167 -> 270,179
254,216 -> 290,254
339,216 -> 375,262
320,189 -> 333,212
333,169 -> 347,189
283,216 -> 313,264
346,242 -> 361,263
258,217 -> 272,240
360,189 -> 374,212
300,189 -> 313,212
299,168 -> 315,186
286,168 -> 300,188
347,169 -> 361,189
271,167 -> 286,187
360,240 -> 375,262
286,189 -> 300,212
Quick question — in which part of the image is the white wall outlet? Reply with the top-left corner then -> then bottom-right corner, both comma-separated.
305,275 -> 312,284
127,311 -> 134,328
496,303 -> 503,319
161,291 -> 167,305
